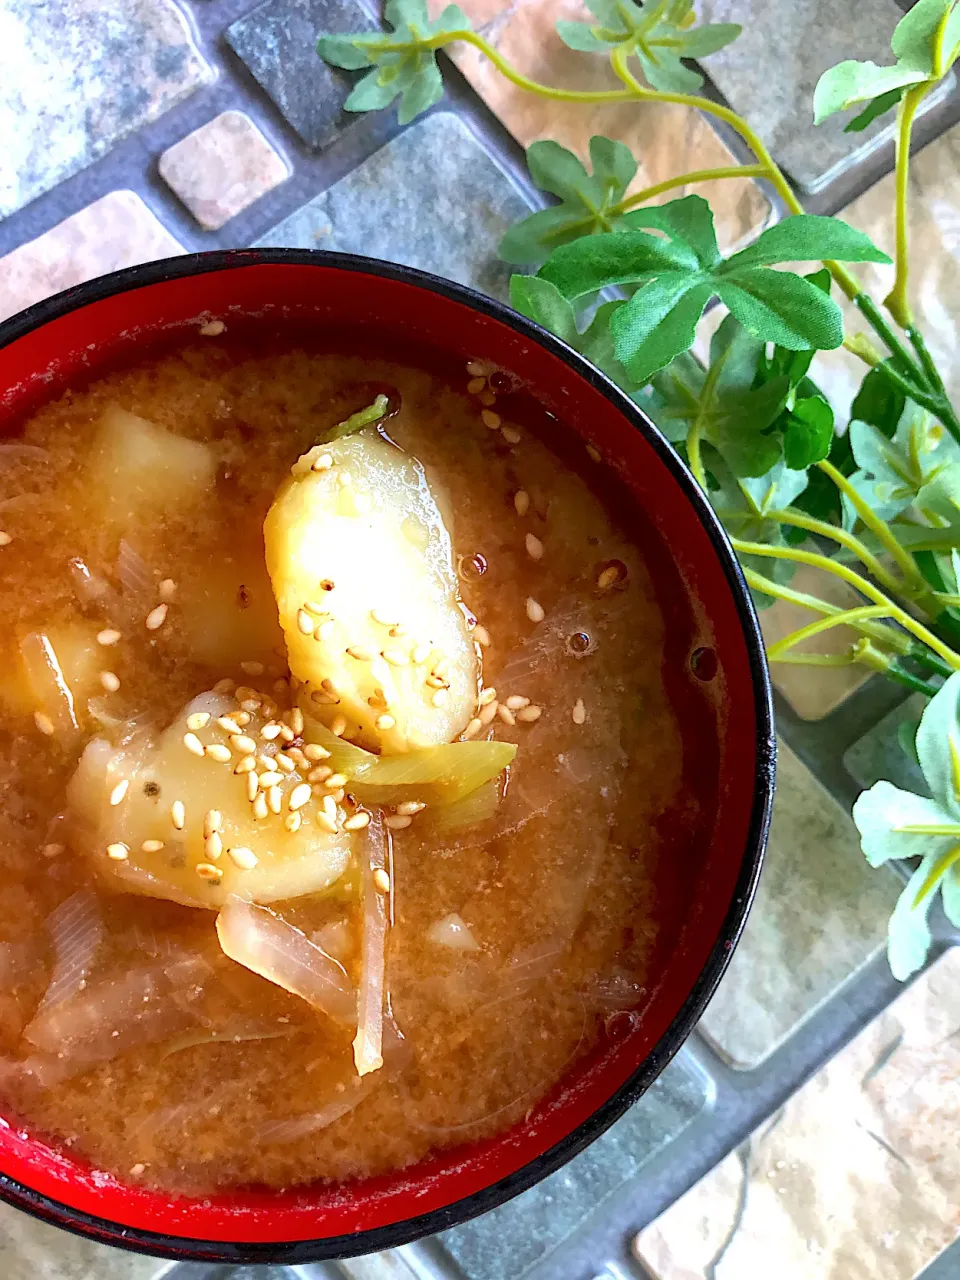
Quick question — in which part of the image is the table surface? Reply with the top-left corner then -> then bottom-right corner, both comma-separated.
2,2 -> 960,1279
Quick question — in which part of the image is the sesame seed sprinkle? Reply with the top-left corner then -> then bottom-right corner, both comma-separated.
374,868 -> 391,893
159,579 -> 177,603
331,715 -> 348,737
205,743 -> 232,763
42,843 -> 65,858
397,800 -> 425,816
253,792 -> 269,820
479,687 -> 497,707
183,732 -> 205,758
297,609 -> 314,635
289,783 -> 312,811
324,773 -> 348,790
0,532 -> 11,547
213,678 -> 236,694
187,712 -> 211,731
385,814 -> 412,830
514,490 -> 530,517
203,809 -> 222,838
171,801 -> 185,830
505,695 -> 530,710
107,843 -> 129,861
205,832 -> 223,860
382,648 -> 409,666
502,426 -> 521,445
308,764 -> 332,784
467,376 -> 486,394
433,689 -> 449,709
217,716 -> 242,735
240,661 -> 265,676
100,671 -> 121,693
466,359 -> 488,376
517,705 -> 542,722
572,698 -> 587,724
315,620 -> 335,641
34,711 -> 55,737
462,718 -> 482,740
526,598 -> 545,624
97,629 -> 122,647
412,642 -> 432,665
232,735 -> 257,755
344,812 -> 371,830
141,839 -> 165,854
376,714 -> 396,731
145,604 -> 168,631
268,785 -> 283,815
246,772 -> 259,802
347,645 -> 376,661
289,707 -> 304,735
481,409 -> 501,430
316,811 -> 339,834
597,565 -> 620,590
229,846 -> 258,870
474,625 -> 491,647
478,699 -> 498,724
196,862 -> 223,882
259,771 -> 284,788
276,754 -> 296,773
586,443 -> 602,463
284,812 -> 302,833
525,533 -> 544,560
304,743 -> 330,762
261,723 -> 283,740
109,780 -> 129,806
311,453 -> 334,472
498,704 -> 516,727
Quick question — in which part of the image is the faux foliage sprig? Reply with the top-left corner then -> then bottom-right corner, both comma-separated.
318,0 -> 960,977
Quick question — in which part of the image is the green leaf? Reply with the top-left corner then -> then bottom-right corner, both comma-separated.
636,46 -> 704,93
555,19 -> 611,53
610,279 -> 712,384
844,85 -> 907,132
678,23 -> 741,57
850,367 -> 906,434
723,215 -> 891,270
344,67 -> 401,111
578,300 -> 638,387
498,138 -> 638,266
783,395 -> 835,468
716,269 -> 845,351
622,194 -> 720,269
317,34 -> 375,70
891,0 -> 955,73
509,276 -> 579,346
813,60 -> 926,124
538,229 -> 699,298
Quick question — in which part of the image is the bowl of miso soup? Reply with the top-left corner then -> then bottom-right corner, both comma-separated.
0,250 -> 773,1262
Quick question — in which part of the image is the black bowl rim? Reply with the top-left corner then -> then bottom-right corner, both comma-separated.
0,248 -> 775,1265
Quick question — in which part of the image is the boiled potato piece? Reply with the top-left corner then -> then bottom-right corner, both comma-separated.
88,404 -> 215,529
66,693 -> 352,909
0,623 -> 105,741
176,554 -> 285,672
264,432 -> 478,754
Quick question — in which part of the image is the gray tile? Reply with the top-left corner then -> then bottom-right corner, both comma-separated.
0,1198 -> 160,1279
256,112 -> 530,298
226,0 -> 377,150
698,742 -> 901,1068
438,1053 -> 707,1280
697,0 -> 949,191
845,694 -> 928,795
0,0 -> 211,221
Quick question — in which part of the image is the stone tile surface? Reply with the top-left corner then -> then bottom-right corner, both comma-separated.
226,0 -> 377,150
440,1054 -> 707,1280
0,1198 -> 159,1279
759,561 -> 871,720
0,0 -> 211,220
159,110 -> 289,230
698,741 -> 899,1068
0,191 -> 184,324
637,948 -> 960,1279
256,112 -> 529,299
845,693 -> 928,795
696,0 -> 941,192
427,0 -> 770,253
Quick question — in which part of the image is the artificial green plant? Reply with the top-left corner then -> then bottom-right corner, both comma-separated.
318,0 -> 960,979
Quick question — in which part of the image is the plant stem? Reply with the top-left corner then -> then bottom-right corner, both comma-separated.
616,165 -> 768,209
733,537 -> 960,668
817,459 -> 928,592
886,84 -> 929,329
455,31 -> 638,103
764,507 -> 901,594
767,604 -> 895,661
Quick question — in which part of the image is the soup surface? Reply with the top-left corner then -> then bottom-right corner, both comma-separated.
0,334 -> 691,1193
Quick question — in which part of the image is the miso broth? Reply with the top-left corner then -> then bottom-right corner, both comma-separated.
0,333 -> 695,1193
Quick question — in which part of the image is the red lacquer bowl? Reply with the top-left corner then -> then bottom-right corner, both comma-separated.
0,251 -> 774,1263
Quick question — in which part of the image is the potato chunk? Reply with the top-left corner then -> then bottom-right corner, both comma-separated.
264,433 -> 479,754
66,693 -> 352,909
88,404 -> 215,529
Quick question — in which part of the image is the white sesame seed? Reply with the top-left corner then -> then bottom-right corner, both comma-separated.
353,492 -> 373,515
0,532 -> 11,547
231,735 -> 258,755
100,671 -> 121,693
308,764 -> 332,784
466,359 -> 488,376
234,756 -> 256,776
203,809 -> 222,838
315,621 -> 335,641
276,754 -> 296,773
200,320 -> 225,337
426,674 -> 446,688
213,678 -> 236,694
586,443 -> 602,463
382,648 -> 409,666
240,698 -> 262,713
467,375 -> 486,394
261,722 -> 283,740
482,409 -> 501,430
288,707 -> 304,735
479,687 -> 497,707
347,645 -> 375,661
572,698 -> 586,724
42,843 -> 65,858
324,773 -> 347,790
316,811 -> 339,834
205,743 -> 232,763
462,718 -> 483,740
288,783 -> 312,811
433,688 -> 449,709
268,785 -> 283,815
109,780 -> 129,806
526,598 -> 545,624
344,812 -> 371,831
240,661 -> 265,676
229,846 -> 258,870
34,711 -> 55,737
397,800 -> 425,816
183,732 -> 205,758
412,642 -> 432,665
525,532 -> 544,560
474,625 -> 491,647
253,792 -> 269,820
284,812 -> 303,833
374,868 -> 391,893
216,716 -> 242,735
371,608 -> 396,627
107,842 -> 129,861
141,839 -> 164,854
205,832 -> 223,860
311,453 -> 334,472
389,624 -> 407,637
145,604 -> 168,631
297,609 -> 314,635
517,705 -> 542,722
502,426 -> 521,444
97,629 -> 122,647
158,578 -> 177,603
505,695 -> 530,710
479,389 -> 496,406
304,743 -> 330,762
597,565 -> 620,590
385,814 -> 412,830
514,490 -> 530,517
498,704 -> 516,726
196,862 -> 223,882
233,711 -> 252,727
337,471 -> 353,488
171,801 -> 185,830
246,772 -> 259,802
187,712 -> 211,731
478,699 -> 498,724
259,771 -> 284,788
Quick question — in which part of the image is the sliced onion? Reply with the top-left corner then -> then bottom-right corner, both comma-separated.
426,913 -> 479,951
351,741 -> 516,808
19,632 -> 80,745
116,538 -> 156,598
68,557 -> 117,611
216,896 -> 356,1026
160,1023 -> 295,1059
427,778 -> 501,835
0,444 -> 50,465
37,891 -> 102,1013
258,1081 -> 371,1144
353,815 -> 387,1077
311,918 -> 353,964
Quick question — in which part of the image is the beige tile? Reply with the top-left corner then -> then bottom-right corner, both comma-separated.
698,741 -> 899,1068
0,1197 -> 160,1279
432,0 -> 771,252
159,110 -> 290,230
0,192 -> 184,324
638,947 -> 960,1279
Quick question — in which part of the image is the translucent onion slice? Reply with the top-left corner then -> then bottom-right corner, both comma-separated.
426,913 -> 479,951
353,815 -> 387,1077
37,891 -> 103,1013
19,632 -> 79,745
426,777 -> 502,834
215,896 -> 356,1027
258,1080 -> 371,1145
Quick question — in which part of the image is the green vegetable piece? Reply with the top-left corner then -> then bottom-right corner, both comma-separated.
323,394 -> 390,443
349,740 -> 517,808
